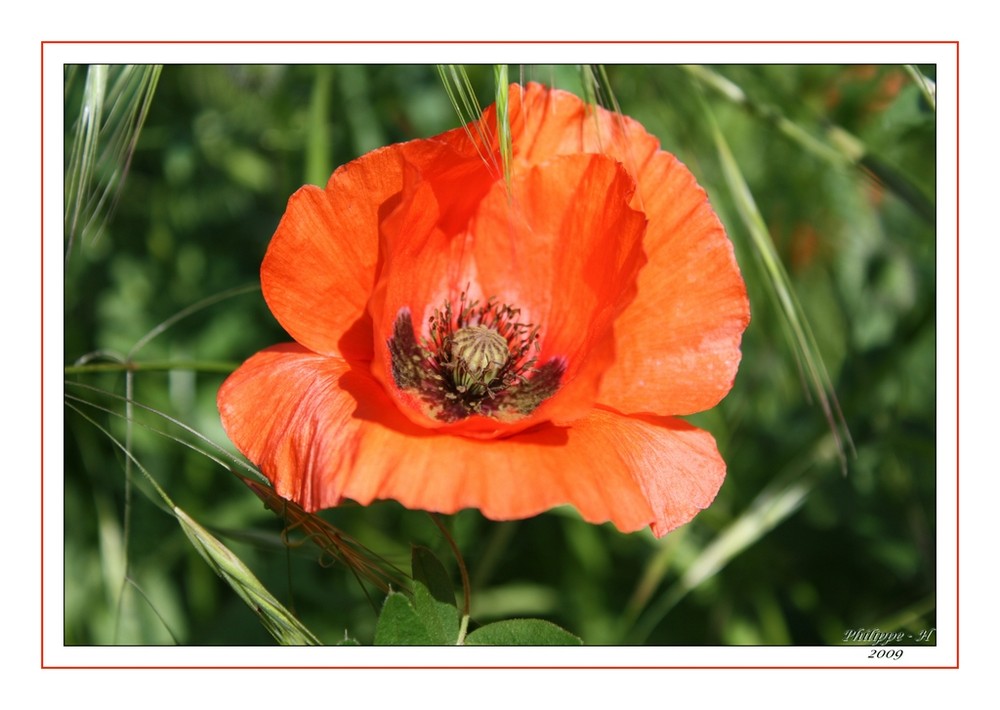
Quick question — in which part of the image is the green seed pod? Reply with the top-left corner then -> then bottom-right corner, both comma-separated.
450,325 -> 509,395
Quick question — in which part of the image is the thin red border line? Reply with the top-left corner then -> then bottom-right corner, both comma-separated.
44,43 -> 957,670
954,39 -> 960,671
41,43 -> 960,671
39,666 -> 957,670
40,39 -> 46,671
40,39 -> 958,45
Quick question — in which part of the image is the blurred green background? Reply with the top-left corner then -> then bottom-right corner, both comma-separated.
63,64 -> 936,646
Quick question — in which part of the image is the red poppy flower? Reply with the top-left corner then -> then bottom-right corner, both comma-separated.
218,82 -> 749,537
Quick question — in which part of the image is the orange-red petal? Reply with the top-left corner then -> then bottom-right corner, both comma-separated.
217,344 -> 726,537
598,147 -> 750,414
506,83 -> 750,415
260,145 -> 405,360
368,151 -> 647,435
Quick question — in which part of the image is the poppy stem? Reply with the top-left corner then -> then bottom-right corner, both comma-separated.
429,513 -> 471,643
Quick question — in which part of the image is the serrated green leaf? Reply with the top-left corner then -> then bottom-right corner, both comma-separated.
464,619 -> 583,646
373,591 -> 437,645
410,546 -> 460,644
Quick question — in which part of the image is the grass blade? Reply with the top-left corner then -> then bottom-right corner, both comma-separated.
127,282 -> 259,359
67,383 -> 409,599
175,507 -> 322,645
65,65 -> 107,254
493,65 -> 512,191
905,64 -> 936,111
65,64 -> 161,261
305,65 -> 334,187
437,64 -> 499,177
683,64 -> 933,223
67,399 -> 321,645
627,436 -> 840,643
694,81 -> 855,473
243,477 -> 411,597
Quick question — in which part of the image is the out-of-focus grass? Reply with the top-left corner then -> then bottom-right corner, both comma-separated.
63,64 -> 936,646
65,65 -> 161,263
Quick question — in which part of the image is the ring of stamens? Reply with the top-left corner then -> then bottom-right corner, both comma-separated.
387,289 -> 564,423
423,290 -> 540,406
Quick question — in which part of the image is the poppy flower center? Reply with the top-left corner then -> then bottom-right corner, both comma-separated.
449,325 -> 510,397
387,291 -> 565,424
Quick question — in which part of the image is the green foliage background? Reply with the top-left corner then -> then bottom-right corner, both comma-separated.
63,64 -> 937,646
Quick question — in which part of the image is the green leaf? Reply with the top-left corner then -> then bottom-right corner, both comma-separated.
372,548 -> 464,645
373,591 -> 437,645
410,546 -> 460,644
412,546 -> 456,606
464,619 -> 583,646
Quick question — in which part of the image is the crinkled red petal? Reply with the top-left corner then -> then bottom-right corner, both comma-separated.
260,145 -> 404,360
217,344 -> 726,536
504,83 -> 750,415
